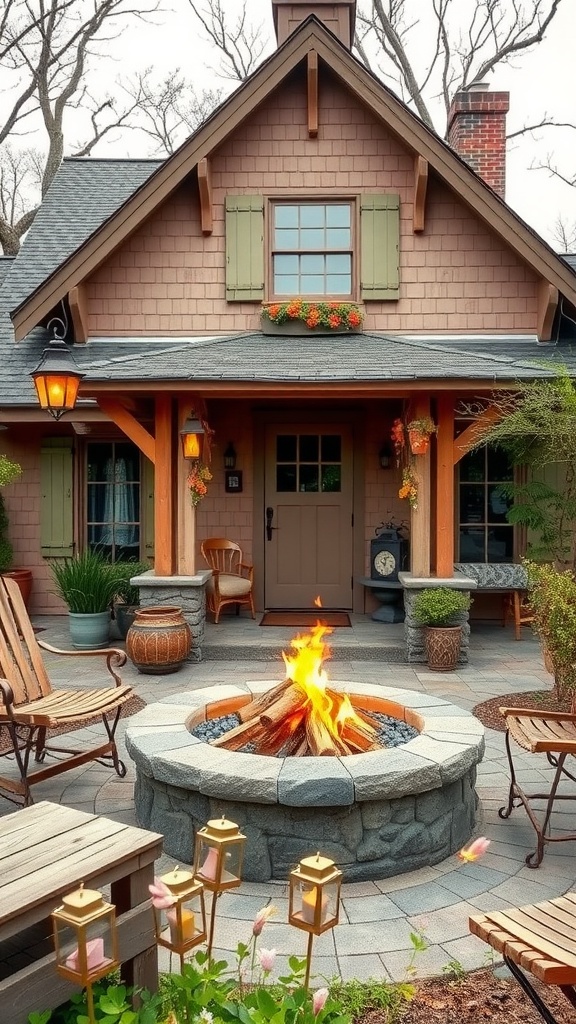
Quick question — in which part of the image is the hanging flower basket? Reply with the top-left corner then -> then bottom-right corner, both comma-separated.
188,461 -> 212,506
406,417 -> 436,456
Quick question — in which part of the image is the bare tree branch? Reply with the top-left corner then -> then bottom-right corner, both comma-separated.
187,0 -> 267,81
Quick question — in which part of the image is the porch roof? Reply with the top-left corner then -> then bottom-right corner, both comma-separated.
2,330 -> 574,406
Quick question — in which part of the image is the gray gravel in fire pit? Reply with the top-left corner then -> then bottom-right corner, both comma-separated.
190,711 -> 418,751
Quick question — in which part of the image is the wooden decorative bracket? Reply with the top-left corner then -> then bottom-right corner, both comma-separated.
537,279 -> 558,342
413,156 -> 428,233
97,396 -> 156,464
307,50 -> 318,138
197,157 -> 213,235
453,406 -> 501,464
68,285 -> 88,343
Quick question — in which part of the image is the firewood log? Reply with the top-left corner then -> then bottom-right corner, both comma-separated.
341,722 -> 381,752
260,684 -> 306,726
238,680 -> 290,722
305,715 -> 347,756
210,718 -> 266,750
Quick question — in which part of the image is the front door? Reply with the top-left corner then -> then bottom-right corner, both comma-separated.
264,425 -> 353,608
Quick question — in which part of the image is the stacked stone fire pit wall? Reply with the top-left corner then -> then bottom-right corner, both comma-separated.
126,683 -> 485,882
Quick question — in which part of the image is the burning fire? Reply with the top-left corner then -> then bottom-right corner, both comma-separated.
282,601 -> 377,750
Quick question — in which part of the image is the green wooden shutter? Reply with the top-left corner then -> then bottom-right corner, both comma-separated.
40,439 -> 74,557
225,195 -> 264,301
360,194 -> 400,300
142,456 -> 155,562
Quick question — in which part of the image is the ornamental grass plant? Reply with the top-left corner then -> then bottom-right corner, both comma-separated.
50,549 -> 120,613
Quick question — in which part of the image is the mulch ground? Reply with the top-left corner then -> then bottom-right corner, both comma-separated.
473,687 -> 571,732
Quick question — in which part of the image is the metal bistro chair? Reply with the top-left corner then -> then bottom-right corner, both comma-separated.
201,538 -> 256,624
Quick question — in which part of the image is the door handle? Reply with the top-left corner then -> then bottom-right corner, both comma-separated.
266,506 -> 276,541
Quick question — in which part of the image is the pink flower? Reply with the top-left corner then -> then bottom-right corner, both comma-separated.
148,878 -> 177,910
252,904 -> 277,936
458,836 -> 491,863
313,988 -> 329,1015
258,947 -> 277,972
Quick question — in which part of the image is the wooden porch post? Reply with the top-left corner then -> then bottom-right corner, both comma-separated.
177,397 -> 196,574
435,394 -> 455,578
154,395 -> 174,575
410,396 -> 431,577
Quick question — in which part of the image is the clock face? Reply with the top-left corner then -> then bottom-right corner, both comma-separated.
373,549 -> 396,577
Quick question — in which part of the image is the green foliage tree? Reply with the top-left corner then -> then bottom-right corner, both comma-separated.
0,454 -> 21,572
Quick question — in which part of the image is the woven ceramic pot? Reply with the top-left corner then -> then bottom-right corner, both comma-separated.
126,606 -> 192,674
424,625 -> 461,672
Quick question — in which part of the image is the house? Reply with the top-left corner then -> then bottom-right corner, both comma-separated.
0,0 -> 575,657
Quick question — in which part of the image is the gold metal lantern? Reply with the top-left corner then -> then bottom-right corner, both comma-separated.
193,815 -> 246,955
288,853 -> 342,987
153,866 -> 207,968
51,884 -> 118,1023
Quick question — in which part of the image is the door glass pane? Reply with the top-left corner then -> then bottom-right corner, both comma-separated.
488,485 -> 512,522
321,435 -> 341,461
299,435 -> 319,462
277,465 -> 297,491
321,465 -> 341,492
459,485 -> 484,524
299,465 -> 318,491
459,527 -> 485,561
487,526 -> 514,562
87,441 -> 140,562
459,449 -> 485,482
488,447 -> 513,481
277,435 -> 297,461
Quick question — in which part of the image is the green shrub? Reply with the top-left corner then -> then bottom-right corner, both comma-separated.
524,559 -> 576,697
412,587 -> 471,627
50,550 -> 119,613
111,559 -> 150,606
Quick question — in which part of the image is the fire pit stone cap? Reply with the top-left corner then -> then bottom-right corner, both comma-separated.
278,756 -> 354,807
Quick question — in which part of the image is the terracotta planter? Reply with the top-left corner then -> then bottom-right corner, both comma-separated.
2,569 -> 33,608
261,318 -> 361,336
126,605 -> 192,674
424,625 -> 462,672
408,430 -> 430,455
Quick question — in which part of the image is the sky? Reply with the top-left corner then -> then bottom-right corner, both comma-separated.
24,0 -> 576,248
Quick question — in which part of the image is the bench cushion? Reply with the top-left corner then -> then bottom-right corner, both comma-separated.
454,563 -> 527,589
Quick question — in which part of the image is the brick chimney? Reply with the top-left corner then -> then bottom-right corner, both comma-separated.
272,0 -> 356,49
447,82 -> 510,199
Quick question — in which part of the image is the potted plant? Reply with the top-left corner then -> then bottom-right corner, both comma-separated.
406,416 -> 437,455
112,559 -> 150,638
50,549 -> 119,649
412,587 -> 471,671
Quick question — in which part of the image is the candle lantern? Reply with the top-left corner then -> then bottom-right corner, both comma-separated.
154,866 -> 207,967
180,417 -> 205,460
51,884 -> 118,1023
288,853 -> 342,988
193,815 -> 246,892
193,815 -> 246,956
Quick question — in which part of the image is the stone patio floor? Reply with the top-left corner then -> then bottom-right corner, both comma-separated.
2,613 -> 575,985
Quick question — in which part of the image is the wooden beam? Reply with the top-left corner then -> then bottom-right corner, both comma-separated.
177,398 -> 196,575
154,394 -> 173,575
197,157 -> 213,235
435,395 -> 455,578
68,285 -> 88,343
453,406 -> 501,464
409,397 -> 431,578
307,50 -> 318,137
97,397 -> 156,464
537,279 -> 558,342
413,156 -> 428,233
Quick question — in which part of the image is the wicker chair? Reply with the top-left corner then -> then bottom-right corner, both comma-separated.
201,538 -> 256,624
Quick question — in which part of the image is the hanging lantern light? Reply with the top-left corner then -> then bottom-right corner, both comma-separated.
51,883 -> 118,1024
288,852 -> 342,988
153,865 -> 207,969
193,815 -> 246,956
31,336 -> 85,420
223,441 -> 237,469
180,417 -> 205,460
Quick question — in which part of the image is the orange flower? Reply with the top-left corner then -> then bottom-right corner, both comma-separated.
328,314 -> 342,328
287,300 -> 302,318
268,304 -> 281,319
306,307 -> 320,328
347,309 -> 362,327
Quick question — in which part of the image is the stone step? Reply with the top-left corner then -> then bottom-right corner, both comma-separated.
201,644 -> 406,662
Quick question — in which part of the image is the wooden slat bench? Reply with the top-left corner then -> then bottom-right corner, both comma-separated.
470,893 -> 576,1023
0,802 -> 163,1024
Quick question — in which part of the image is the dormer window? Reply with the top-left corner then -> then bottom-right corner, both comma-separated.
271,201 -> 353,298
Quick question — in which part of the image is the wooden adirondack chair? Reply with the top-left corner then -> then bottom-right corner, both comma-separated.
0,575 -> 133,807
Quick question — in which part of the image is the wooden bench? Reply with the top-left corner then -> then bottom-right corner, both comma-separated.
0,802 -> 163,1024
454,563 -> 534,640
470,893 -> 576,1023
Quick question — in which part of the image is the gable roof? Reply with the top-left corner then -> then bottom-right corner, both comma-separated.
10,16 -> 576,340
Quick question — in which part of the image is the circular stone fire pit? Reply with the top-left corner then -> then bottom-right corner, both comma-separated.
126,682 -> 485,882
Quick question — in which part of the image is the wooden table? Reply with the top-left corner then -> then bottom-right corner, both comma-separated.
0,802 -> 163,1024
470,893 -> 576,1024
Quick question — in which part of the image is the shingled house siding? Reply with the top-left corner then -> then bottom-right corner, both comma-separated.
85,68 -> 539,337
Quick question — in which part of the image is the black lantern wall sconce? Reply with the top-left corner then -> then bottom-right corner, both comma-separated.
31,314 -> 85,420
223,442 -> 237,469
379,442 -> 392,469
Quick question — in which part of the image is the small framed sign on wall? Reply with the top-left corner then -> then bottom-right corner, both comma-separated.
225,470 -> 243,493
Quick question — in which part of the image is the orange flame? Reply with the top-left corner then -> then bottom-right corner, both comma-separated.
314,595 -> 322,607
282,617 -> 373,744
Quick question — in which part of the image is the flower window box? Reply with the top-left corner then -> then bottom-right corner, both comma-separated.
261,300 -> 364,335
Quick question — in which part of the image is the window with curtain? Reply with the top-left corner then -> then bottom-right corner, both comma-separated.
458,446 -> 514,562
87,441 -> 141,561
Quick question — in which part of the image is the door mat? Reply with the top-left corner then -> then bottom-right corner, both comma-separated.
0,694 -> 146,756
260,611 -> 351,628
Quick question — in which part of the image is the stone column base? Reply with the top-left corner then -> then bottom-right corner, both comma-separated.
398,572 -> 477,665
129,570 -> 212,663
